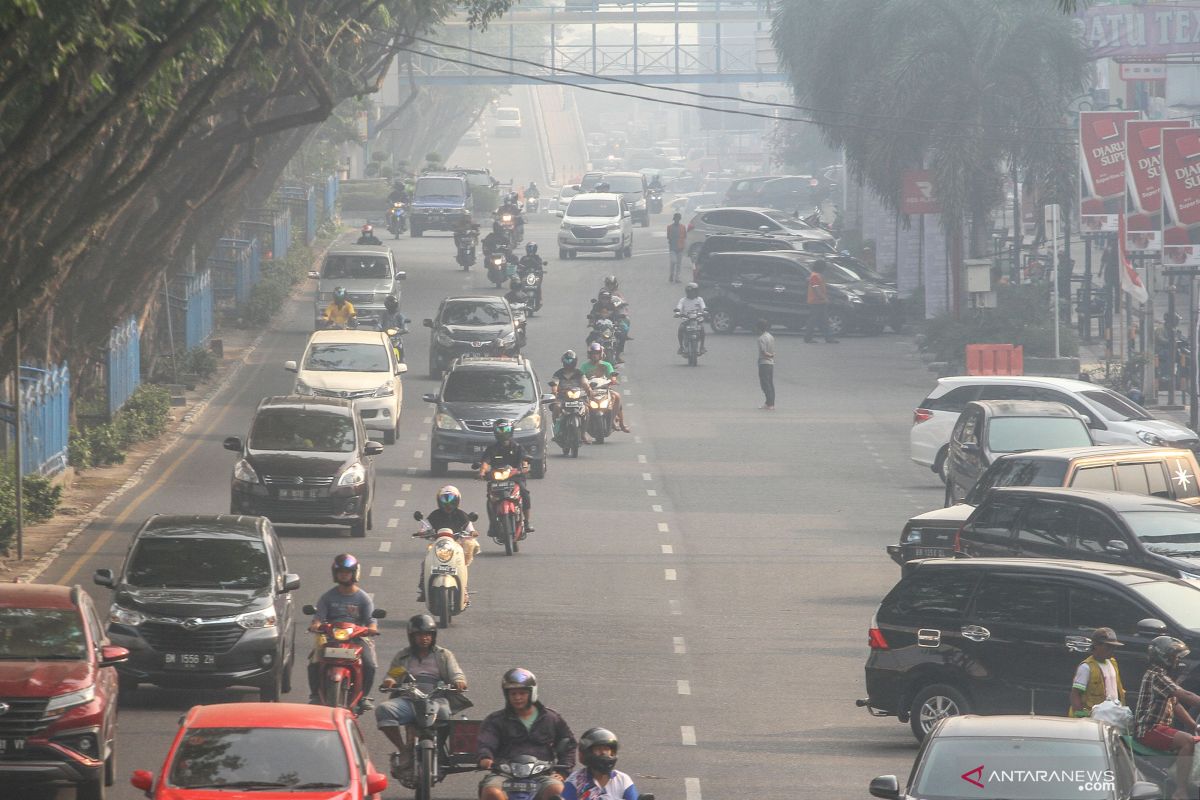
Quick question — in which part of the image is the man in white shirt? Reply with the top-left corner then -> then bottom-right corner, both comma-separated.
675,282 -> 707,355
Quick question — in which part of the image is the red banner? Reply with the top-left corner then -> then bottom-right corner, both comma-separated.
1125,119 -> 1189,252
901,170 -> 940,215
1082,4 -> 1200,60
1162,126 -> 1200,266
1080,110 -> 1140,232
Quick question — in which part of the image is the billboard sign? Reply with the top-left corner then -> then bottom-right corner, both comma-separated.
1080,110 -> 1140,233
1162,126 -> 1200,266
901,170 -> 941,215
1126,119 -> 1189,252
1081,4 -> 1200,60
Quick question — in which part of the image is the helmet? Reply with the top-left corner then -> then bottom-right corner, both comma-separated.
493,419 -> 513,442
685,282 -> 699,298
588,342 -> 604,355
384,295 -> 399,313
333,286 -> 347,301
501,667 -> 538,704
361,224 -> 373,235
1150,635 -> 1190,669
579,727 -> 619,772
437,485 -> 461,512
528,181 -> 537,189
562,350 -> 578,368
407,613 -> 438,649
603,275 -> 619,291
526,242 -> 538,255
331,553 -> 360,584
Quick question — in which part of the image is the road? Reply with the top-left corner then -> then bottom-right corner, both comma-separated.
33,119 -> 947,800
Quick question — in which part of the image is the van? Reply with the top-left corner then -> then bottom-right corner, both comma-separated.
309,246 -> 403,329
410,173 -> 471,236
556,193 -> 633,259
494,107 -> 522,136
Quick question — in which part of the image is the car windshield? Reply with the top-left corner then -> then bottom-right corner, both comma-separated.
460,172 -> 491,188
496,108 -> 520,120
911,736 -> 1112,799
303,343 -> 390,372
1123,510 -> 1200,556
321,255 -> 390,280
442,301 -> 509,326
568,198 -> 618,217
249,409 -> 356,453
965,458 -> 1070,504
1081,389 -> 1154,421
443,370 -> 535,403
604,176 -> 644,193
762,210 -> 814,230
168,728 -> 349,790
832,258 -> 891,284
0,608 -> 86,660
125,536 -> 271,589
1132,580 -> 1200,629
986,417 -> 1092,453
416,177 -> 466,198
821,261 -> 865,283
580,174 -> 603,191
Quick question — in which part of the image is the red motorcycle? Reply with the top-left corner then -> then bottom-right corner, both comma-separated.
475,462 -> 526,556
302,604 -> 385,711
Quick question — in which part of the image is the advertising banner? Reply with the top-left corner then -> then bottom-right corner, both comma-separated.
1081,4 -> 1200,60
1162,126 -> 1200,266
1125,119 -> 1190,252
900,170 -> 941,215
1080,111 -> 1141,233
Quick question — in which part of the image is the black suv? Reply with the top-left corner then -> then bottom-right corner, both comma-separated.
423,355 -> 553,478
224,395 -> 382,537
423,296 -> 521,378
93,514 -> 300,701
695,250 -> 899,337
859,558 -> 1200,739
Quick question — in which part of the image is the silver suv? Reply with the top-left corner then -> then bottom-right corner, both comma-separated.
309,246 -> 404,329
685,207 -> 835,260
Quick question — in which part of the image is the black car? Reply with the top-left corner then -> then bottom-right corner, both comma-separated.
93,514 -> 300,700
423,354 -> 553,478
695,250 -> 899,337
859,557 -> 1200,739
224,395 -> 381,538
423,296 -> 521,378
691,231 -> 838,273
955,487 -> 1200,579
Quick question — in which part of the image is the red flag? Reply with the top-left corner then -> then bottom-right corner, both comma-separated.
1117,213 -> 1149,305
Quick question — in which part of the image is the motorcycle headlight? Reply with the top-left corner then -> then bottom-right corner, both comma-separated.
525,274 -> 539,286
46,685 -> 96,717
109,604 -> 145,627
337,463 -> 367,487
294,380 -> 314,396
435,542 -> 455,562
589,400 -> 600,409
436,331 -> 454,347
236,607 -> 277,629
374,382 -> 395,398
514,413 -> 541,431
332,627 -> 352,641
1138,430 -> 1167,446
233,459 -> 259,484
434,412 -> 463,430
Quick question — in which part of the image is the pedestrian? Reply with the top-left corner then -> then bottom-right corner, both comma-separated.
666,212 -> 687,283
805,260 -> 838,343
756,318 -> 775,410
1068,627 -> 1126,718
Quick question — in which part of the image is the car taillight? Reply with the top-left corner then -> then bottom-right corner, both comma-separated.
953,523 -> 965,552
868,628 -> 889,650
913,408 -> 933,424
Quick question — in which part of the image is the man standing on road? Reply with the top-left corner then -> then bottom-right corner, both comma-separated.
666,213 -> 687,283
1068,627 -> 1126,717
805,260 -> 838,344
756,319 -> 775,411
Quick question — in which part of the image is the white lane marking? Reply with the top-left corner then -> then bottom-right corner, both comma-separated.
413,450 -> 424,458
642,473 -> 652,481
626,401 -> 635,407
423,416 -> 432,424
418,433 -> 428,441
394,499 -> 406,507
637,454 -> 647,463
647,489 -> 657,496
681,726 -> 696,746
669,599 -> 682,615
623,387 -> 632,395
634,435 -> 643,444
407,467 -> 417,475
369,566 -> 383,577
661,544 -> 673,554
664,568 -> 677,581
677,680 -> 691,695
652,504 -> 663,512
379,541 -> 392,552
673,636 -> 686,654
685,777 -> 702,800
401,483 -> 412,492
658,522 -> 670,533
387,518 -> 399,528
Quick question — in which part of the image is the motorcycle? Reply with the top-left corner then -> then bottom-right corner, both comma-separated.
387,202 -> 408,237
486,251 -> 513,287
490,754 -> 570,800
552,383 -> 587,459
387,326 -> 407,364
383,677 -> 478,800
676,309 -> 707,366
647,188 -> 663,214
495,210 -> 523,246
302,604 -> 386,712
412,512 -> 478,628
587,318 -> 619,364
508,301 -> 529,349
454,229 -> 479,271
516,259 -> 546,315
585,374 -> 616,443
474,461 -> 527,556
526,196 -> 540,213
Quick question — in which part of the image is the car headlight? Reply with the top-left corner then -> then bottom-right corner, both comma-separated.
514,413 -> 541,431
1138,430 -> 1167,446
606,224 -> 620,231
374,382 -> 395,398
434,412 -> 463,430
337,463 -> 367,487
436,331 -> 454,347
294,380 -> 314,396
233,459 -> 259,484
109,604 -> 145,627
236,607 -> 278,629
46,685 -> 96,716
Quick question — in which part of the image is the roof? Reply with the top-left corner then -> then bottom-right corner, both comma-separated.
996,445 -> 1195,462
569,192 -> 622,201
0,583 -> 77,609
449,355 -> 530,372
599,171 -> 644,178
258,395 -> 355,412
183,702 -> 345,730
965,399 -> 1081,418
307,329 -> 390,346
910,556 -> 1192,586
326,245 -> 391,256
937,374 -> 1102,393
934,715 -> 1105,741
140,514 -> 263,538
699,206 -> 799,214
443,295 -> 508,305
989,486 -> 1196,512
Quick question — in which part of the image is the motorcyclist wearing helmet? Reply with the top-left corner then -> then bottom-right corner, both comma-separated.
477,669 -> 575,800
519,242 -> 544,273
550,350 -> 594,444
389,180 -> 412,205
357,224 -> 383,246
322,286 -> 357,329
381,294 -> 407,333
602,275 -> 622,299
1134,635 -> 1200,796
525,181 -> 540,199
505,277 -> 530,308
375,613 -> 468,778
307,554 -> 378,711
581,343 -> 629,433
562,728 -> 640,800
415,485 -> 479,602
478,420 -> 533,532
482,221 -> 509,256
674,282 -> 707,355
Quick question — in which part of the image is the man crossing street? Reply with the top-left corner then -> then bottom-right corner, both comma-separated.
666,213 -> 687,283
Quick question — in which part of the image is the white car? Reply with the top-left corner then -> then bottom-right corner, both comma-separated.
911,374 -> 1200,481
684,206 -> 835,259
557,192 -> 633,259
494,107 -> 522,136
286,330 -> 408,444
554,184 -> 580,213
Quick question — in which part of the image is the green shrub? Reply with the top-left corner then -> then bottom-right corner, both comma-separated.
68,385 -> 171,469
0,470 -> 63,552
239,243 -> 315,326
179,347 -> 219,380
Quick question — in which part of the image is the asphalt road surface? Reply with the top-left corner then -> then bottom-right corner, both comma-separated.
34,162 -> 946,799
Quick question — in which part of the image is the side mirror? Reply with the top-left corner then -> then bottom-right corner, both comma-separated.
130,770 -> 154,791
395,364 -> 409,375
540,393 -> 557,403
422,393 -> 439,403
413,511 -> 424,521
223,436 -> 243,452
372,608 -> 388,619
1137,618 -> 1169,636
367,773 -> 389,795
395,271 -> 407,280
1086,415 -> 1105,430
99,645 -> 130,667
960,442 -> 979,454
468,512 -> 479,522
554,210 -> 563,218
1104,539 -> 1130,554
364,441 -> 385,457
422,318 -> 434,328
284,360 -> 298,372
869,775 -> 901,799
307,270 -> 320,280
302,604 -> 317,615
1131,780 -> 1163,800
93,568 -> 114,588
281,573 -> 301,593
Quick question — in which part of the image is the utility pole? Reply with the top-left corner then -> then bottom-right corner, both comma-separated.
1047,204 -> 1061,359
13,308 -> 22,561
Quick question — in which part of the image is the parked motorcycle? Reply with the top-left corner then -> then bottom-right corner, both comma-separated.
412,512 -> 478,628
553,384 -> 587,459
454,229 -> 479,271
383,677 -> 478,800
387,202 -> 408,237
585,374 -> 616,443
676,309 -> 707,366
302,604 -> 386,711
475,461 -> 527,555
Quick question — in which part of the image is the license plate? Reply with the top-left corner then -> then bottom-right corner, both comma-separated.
324,646 -> 360,660
0,738 -> 26,754
492,482 -> 513,492
473,444 -> 490,453
506,781 -> 539,793
432,564 -> 457,575
164,652 -> 216,670
909,547 -> 951,559
279,488 -> 321,499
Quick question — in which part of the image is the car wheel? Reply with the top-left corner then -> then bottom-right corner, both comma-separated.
118,674 -> 138,694
909,683 -> 970,741
864,320 -> 886,336
710,308 -> 735,334
281,646 -> 294,694
559,248 -> 568,259
615,246 -> 623,259
625,244 -> 634,258
78,774 -> 106,800
104,742 -> 116,786
933,446 -> 949,484
827,308 -> 848,337
383,427 -> 396,445
530,458 -> 546,479
259,667 -> 283,702
430,458 -> 449,477
687,242 -> 702,261
367,507 -> 373,530
641,217 -> 650,228
350,519 -> 366,538
568,250 -> 577,259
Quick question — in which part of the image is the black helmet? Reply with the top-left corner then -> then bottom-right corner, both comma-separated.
597,290 -> 613,305
493,419 -> 513,442
437,484 -> 461,512
603,275 -> 619,291
331,553 -> 360,584
407,613 -> 438,648
1150,635 -> 1190,669
579,727 -> 619,772
333,286 -> 347,301
501,667 -> 538,704
526,242 -> 538,255
685,282 -> 699,298
384,295 -> 399,313
561,350 -> 577,368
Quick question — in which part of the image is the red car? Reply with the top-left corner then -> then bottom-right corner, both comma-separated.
131,702 -> 388,799
0,583 -> 129,800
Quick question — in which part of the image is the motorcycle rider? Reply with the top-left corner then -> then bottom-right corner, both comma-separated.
581,343 -> 630,433
478,420 -> 533,532
376,613 -> 468,780
482,222 -> 509,256
499,192 -> 525,240
520,242 -> 544,272
477,669 -> 575,800
308,554 -> 378,712
505,277 -> 531,309
562,728 -> 640,800
416,485 -> 479,602
1134,635 -> 1200,799
388,179 -> 412,204
675,282 -> 707,355
551,350 -> 595,445
602,275 -> 623,300
525,181 -> 540,200
322,287 -> 357,328
381,294 -> 407,332
357,224 -> 383,246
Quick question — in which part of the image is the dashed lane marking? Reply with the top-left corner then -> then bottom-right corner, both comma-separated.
673,636 -> 686,654
664,569 -> 677,581
637,454 -> 647,463
407,467 -> 417,475
401,483 -> 412,492
369,566 -> 383,577
658,522 -> 669,532
634,436 -> 642,444
677,680 -> 691,695
661,544 -> 673,554
652,504 -> 663,512
669,599 -> 681,615
685,777 -> 702,800
423,416 -> 432,424
379,541 -> 392,552
418,433 -> 428,441
394,499 -> 406,507
387,518 -> 399,528
681,726 -> 696,746
647,489 -> 657,496
414,450 -> 424,458
642,473 -> 652,481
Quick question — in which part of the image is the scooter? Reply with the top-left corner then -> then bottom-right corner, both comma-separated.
552,384 -> 586,459
587,319 -> 620,364
475,461 -> 527,556
412,512 -> 478,628
487,252 -> 516,288
302,605 -> 386,712
384,677 -> 478,799
526,196 -> 540,213
516,259 -> 546,315
387,202 -> 408,237
585,375 -> 617,443
647,188 -> 663,214
676,309 -> 707,366
454,230 -> 479,271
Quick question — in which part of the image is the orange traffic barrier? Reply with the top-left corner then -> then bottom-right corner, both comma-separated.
965,344 -> 1023,376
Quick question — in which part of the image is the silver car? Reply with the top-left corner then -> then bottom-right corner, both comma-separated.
309,246 -> 404,329
685,206 -> 835,260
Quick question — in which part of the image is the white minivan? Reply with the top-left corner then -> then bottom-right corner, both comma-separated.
556,192 -> 633,260
494,107 -> 522,136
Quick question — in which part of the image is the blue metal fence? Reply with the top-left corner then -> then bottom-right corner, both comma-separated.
19,363 -> 69,476
207,237 -> 262,305
173,270 -> 214,351
324,175 -> 339,222
106,316 -> 140,417
280,185 -> 316,247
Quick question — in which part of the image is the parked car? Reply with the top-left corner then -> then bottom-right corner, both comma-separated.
309,247 -> 403,330
93,514 -> 299,701
493,106 -> 522,136
911,375 -> 1200,482
556,193 -> 634,260
723,176 -> 777,205
423,295 -> 521,378
0,583 -> 128,800
410,173 -> 472,236
669,192 -> 723,220
424,354 -> 552,478
285,329 -> 408,444
750,175 -> 824,213
943,400 -> 1094,506
130,702 -> 388,799
691,231 -> 867,280
890,446 -> 1200,567
858,557 -> 1200,739
694,250 -> 899,337
225,396 -> 382,538
686,207 -> 835,258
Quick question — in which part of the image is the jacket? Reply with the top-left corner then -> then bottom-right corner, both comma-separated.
384,644 -> 471,714
476,702 -> 575,765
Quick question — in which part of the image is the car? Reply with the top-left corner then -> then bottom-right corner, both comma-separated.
694,250 -> 899,337
423,354 -> 553,478
92,514 -> 299,701
553,183 -> 581,214
749,175 -> 824,214
890,446 -> 1200,567
910,375 -> 1200,481
691,230 -> 847,276
0,583 -> 128,800
493,106 -> 522,136
459,127 -> 482,146
225,396 -> 381,537
423,295 -> 521,378
441,166 -> 498,214
578,171 -> 605,192
285,329 -> 408,444
593,171 -> 650,226
943,400 -> 1094,506
685,207 -> 835,258
858,557 -> 1200,739
868,715 -> 1155,800
130,702 -> 388,799
410,173 -> 472,236
723,175 -> 777,205
668,192 -> 723,221
309,247 -> 404,330
556,192 -> 634,260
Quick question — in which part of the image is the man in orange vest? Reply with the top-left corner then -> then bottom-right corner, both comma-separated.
1069,627 -> 1126,717
666,213 -> 687,283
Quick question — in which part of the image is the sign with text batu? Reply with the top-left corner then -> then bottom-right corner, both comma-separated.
1126,119 -> 1190,253
1082,4 -> 1200,59
901,170 -> 940,215
1081,110 -> 1141,233
1162,126 -> 1200,266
